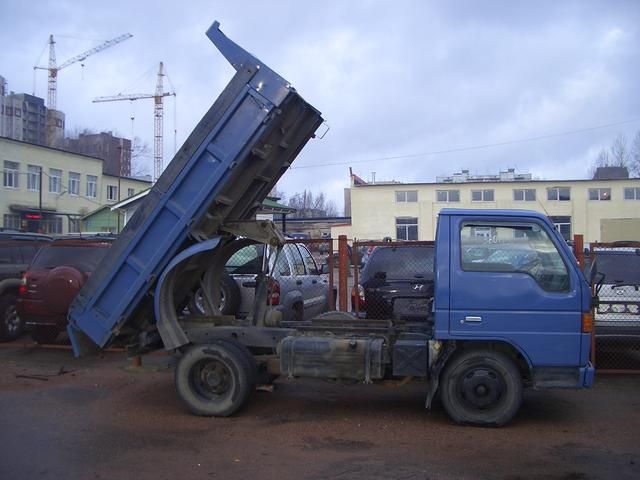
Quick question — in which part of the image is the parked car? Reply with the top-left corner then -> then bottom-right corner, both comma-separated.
17,236 -> 115,343
192,242 -> 334,322
0,231 -> 52,341
352,244 -> 435,320
591,247 -> 640,336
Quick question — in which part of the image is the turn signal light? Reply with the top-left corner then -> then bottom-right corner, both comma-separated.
581,312 -> 594,333
268,278 -> 280,306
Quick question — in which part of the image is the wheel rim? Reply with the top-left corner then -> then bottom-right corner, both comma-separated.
456,366 -> 505,410
190,358 -> 233,399
195,288 -> 226,314
3,305 -> 20,335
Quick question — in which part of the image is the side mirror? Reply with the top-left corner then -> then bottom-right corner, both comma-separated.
320,263 -> 330,275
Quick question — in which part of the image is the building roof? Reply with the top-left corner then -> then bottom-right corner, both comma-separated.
261,197 -> 296,213
0,135 -> 104,163
353,176 -> 640,187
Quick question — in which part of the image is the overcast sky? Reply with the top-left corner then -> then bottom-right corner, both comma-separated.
3,1 -> 640,213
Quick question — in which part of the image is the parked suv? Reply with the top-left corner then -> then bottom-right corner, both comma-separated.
0,231 -> 52,341
193,241 -> 334,322
17,235 -> 115,343
352,244 -> 435,320
591,246 -> 640,336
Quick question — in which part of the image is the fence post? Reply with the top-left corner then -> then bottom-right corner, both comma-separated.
338,235 -> 348,311
574,234 -> 584,269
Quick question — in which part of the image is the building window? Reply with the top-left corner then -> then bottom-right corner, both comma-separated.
49,168 -> 62,193
127,188 -> 135,197
549,216 -> 572,241
3,161 -> 19,188
3,214 -> 20,230
513,189 -> 536,201
107,185 -> 118,201
588,188 -> 611,201
547,187 -> 570,201
68,218 -> 80,234
436,190 -> 460,202
45,216 -> 63,234
396,217 -> 418,240
395,190 -> 418,203
624,187 -> 640,200
471,189 -> 494,202
27,165 -> 41,191
68,172 -> 80,196
86,175 -> 97,198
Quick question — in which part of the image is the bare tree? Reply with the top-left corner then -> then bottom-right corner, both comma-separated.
130,136 -> 152,178
287,190 -> 338,217
268,187 -> 286,203
590,132 -> 637,178
631,130 -> 640,177
610,134 -> 631,167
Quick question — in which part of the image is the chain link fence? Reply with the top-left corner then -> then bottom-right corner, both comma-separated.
588,243 -> 640,371
349,240 -> 435,321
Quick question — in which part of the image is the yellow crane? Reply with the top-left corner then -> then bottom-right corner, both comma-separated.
34,33 -> 133,111
93,62 -> 175,182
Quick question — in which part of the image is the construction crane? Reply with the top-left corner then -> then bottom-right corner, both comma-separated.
34,33 -> 133,111
93,62 -> 175,182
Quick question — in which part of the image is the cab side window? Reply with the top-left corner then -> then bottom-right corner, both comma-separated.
297,244 -> 318,274
460,222 -> 570,292
273,247 -> 291,276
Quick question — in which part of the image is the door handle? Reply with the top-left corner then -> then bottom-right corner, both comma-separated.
296,280 -> 303,285
461,316 -> 482,324
312,279 -> 318,284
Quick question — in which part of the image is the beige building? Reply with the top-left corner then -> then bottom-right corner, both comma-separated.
1,137 -> 151,234
337,171 -> 640,244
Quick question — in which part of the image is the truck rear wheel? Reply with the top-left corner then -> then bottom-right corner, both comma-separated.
0,294 -> 23,341
175,340 -> 256,417
440,349 -> 522,427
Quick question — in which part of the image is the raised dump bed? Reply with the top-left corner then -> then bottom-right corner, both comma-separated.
67,21 -> 323,354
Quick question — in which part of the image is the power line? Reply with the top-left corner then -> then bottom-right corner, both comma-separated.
291,117 -> 640,170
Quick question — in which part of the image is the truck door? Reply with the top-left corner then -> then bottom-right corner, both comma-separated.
449,218 -> 583,367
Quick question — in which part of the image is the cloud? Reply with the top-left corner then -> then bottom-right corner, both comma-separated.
2,0 -> 640,214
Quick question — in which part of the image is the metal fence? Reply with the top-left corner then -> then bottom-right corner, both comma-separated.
588,242 -> 640,372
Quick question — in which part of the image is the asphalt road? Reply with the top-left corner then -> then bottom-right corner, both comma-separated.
0,344 -> 638,480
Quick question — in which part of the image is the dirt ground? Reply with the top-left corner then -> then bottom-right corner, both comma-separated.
0,342 -> 638,480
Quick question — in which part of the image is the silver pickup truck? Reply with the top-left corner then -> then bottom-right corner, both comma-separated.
191,241 -> 333,322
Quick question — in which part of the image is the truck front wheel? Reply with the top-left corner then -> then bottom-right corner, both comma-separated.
175,341 -> 256,417
440,349 -> 522,427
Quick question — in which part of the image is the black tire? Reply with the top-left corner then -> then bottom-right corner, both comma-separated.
31,326 -> 60,344
292,302 -> 304,322
189,274 -> 241,316
0,293 -> 23,341
439,349 -> 522,427
175,340 -> 256,416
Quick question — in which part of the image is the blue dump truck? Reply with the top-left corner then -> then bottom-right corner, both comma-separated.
67,21 -> 594,426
